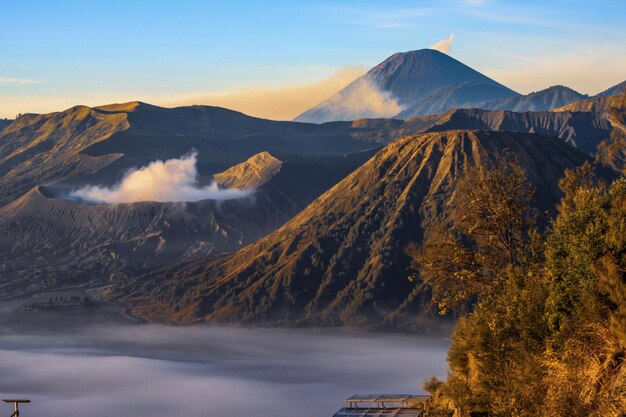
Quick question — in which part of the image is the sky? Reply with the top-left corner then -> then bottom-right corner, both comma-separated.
1,0 -> 624,119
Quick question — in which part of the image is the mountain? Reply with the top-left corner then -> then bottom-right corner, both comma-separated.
294,49 -> 518,123
214,151 -> 283,189
595,80 -> 626,97
0,150 -> 376,298
424,107 -> 611,154
2,98 -> 614,209
0,102 -> 403,206
396,81 -> 521,118
475,85 -> 588,112
551,91 -> 626,170
112,130 -> 590,329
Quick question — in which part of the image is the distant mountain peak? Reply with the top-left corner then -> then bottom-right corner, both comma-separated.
471,85 -> 588,113
294,49 -> 517,123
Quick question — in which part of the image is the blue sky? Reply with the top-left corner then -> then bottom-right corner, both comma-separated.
1,0 -> 624,119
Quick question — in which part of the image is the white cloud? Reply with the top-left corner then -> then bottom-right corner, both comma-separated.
430,33 -> 456,54
0,77 -> 38,85
70,152 -> 251,204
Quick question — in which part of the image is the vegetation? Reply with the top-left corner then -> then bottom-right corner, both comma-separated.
415,158 -> 626,416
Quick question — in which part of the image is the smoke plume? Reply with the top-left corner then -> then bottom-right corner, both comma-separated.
71,152 -> 251,203
430,33 -> 455,54
300,77 -> 403,122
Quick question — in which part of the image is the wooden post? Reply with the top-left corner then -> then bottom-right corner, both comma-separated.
2,399 -> 30,417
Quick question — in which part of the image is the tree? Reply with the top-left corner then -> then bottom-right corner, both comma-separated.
413,154 -> 538,313
594,179 -> 626,344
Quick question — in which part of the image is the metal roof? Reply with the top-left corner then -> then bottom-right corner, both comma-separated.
334,408 -> 423,417
345,395 -> 431,404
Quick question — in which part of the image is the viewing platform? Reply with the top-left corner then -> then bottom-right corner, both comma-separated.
333,394 -> 432,417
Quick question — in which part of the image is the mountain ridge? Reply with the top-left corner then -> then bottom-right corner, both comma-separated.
475,85 -> 588,113
111,130 -> 591,329
0,149 -> 377,298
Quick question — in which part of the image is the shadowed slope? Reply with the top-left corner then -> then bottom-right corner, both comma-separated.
0,119 -> 12,133
114,130 -> 590,329
396,81 -> 518,118
0,150 -> 376,298
595,80 -> 626,97
477,85 -> 588,112
425,108 -> 611,154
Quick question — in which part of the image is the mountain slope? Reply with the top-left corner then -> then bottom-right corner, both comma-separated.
396,81 -> 519,118
477,85 -> 588,112
214,151 -> 283,189
0,119 -> 12,133
595,80 -> 626,97
0,150 -> 376,298
0,102 -> 390,206
114,130 -> 590,329
424,108 -> 611,154
295,49 -> 518,123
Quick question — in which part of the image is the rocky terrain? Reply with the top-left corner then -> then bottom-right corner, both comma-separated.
0,150 -> 375,298
1,83 -> 624,329
214,152 -> 283,189
112,130 -> 591,329
0,101 -> 385,206
424,107 -> 611,154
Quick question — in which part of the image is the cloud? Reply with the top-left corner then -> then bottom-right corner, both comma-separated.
0,77 -> 38,85
70,152 -> 251,203
430,33 -> 455,54
167,67 -> 364,121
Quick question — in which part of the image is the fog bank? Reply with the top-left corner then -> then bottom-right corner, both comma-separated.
0,324 -> 449,417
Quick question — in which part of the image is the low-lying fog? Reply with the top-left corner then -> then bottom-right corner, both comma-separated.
0,319 -> 449,417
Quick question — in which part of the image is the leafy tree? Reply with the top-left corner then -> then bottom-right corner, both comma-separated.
594,179 -> 626,344
421,162 -> 626,416
414,153 -> 538,313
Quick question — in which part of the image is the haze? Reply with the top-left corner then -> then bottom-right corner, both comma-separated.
2,1 -> 625,119
0,322 -> 448,417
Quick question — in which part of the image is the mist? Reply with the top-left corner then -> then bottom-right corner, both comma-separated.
70,152 -> 251,203
319,78 -> 404,121
0,324 -> 449,417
